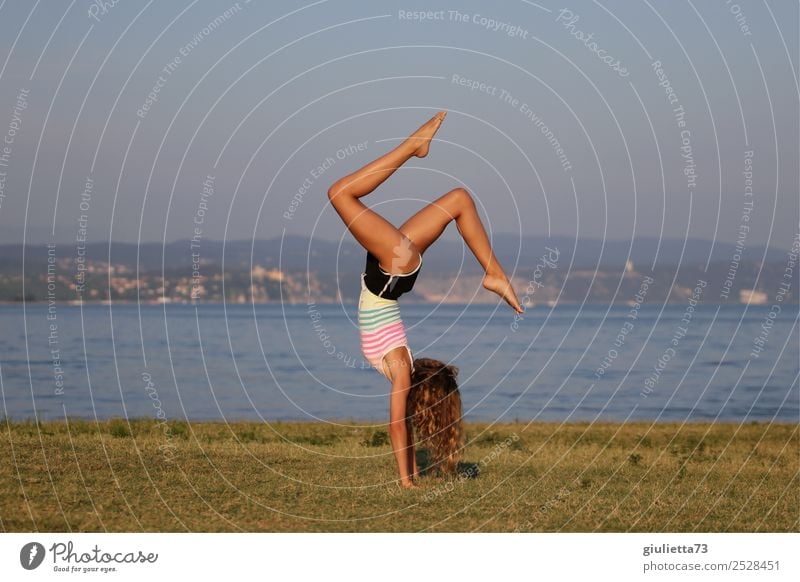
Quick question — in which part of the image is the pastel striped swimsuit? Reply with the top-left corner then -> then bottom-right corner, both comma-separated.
358,273 -> 414,380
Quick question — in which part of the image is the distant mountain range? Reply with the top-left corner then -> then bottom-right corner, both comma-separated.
0,235 -> 791,274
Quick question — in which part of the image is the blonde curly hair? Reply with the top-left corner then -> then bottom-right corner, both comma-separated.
406,358 -> 465,475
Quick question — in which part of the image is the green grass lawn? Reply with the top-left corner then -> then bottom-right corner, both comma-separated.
1,418 -> 797,532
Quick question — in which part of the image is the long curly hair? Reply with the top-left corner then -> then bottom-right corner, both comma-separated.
406,358 -> 465,475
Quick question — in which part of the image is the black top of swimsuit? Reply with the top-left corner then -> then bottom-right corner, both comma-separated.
363,251 -> 421,300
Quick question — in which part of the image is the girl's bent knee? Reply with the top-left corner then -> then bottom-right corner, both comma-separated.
450,187 -> 474,206
327,184 -> 342,201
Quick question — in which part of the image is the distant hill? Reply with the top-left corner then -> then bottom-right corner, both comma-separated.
0,234 -> 790,274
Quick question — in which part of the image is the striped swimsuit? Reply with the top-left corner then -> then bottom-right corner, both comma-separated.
357,255 -> 421,380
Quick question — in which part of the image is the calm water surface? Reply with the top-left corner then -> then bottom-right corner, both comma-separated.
0,303 -> 797,422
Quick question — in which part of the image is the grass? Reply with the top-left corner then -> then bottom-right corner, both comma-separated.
0,418 -> 797,532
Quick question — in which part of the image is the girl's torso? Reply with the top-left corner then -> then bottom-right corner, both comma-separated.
361,251 -> 422,300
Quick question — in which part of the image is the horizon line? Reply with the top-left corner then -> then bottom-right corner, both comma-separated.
2,233 -> 792,251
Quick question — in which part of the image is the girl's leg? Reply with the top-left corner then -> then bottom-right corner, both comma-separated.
327,112 -> 446,274
399,188 -> 523,313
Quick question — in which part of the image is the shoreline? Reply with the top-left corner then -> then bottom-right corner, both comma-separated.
0,416 -> 797,430
2,300 -> 797,306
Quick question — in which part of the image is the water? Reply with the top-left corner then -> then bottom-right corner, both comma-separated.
1,303 -> 797,422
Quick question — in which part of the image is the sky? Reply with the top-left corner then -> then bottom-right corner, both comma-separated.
0,0 -> 797,251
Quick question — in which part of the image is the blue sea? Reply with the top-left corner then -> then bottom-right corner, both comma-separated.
0,303 -> 797,423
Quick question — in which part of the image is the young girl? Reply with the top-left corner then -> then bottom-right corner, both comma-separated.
327,111 -> 523,488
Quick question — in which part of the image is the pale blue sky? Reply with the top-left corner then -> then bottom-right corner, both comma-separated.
0,0 -> 796,250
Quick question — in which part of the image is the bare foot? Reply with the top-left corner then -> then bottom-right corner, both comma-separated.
483,273 -> 524,314
408,111 -> 446,158
400,480 -> 420,489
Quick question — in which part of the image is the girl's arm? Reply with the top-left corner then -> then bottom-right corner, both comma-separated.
385,349 -> 417,488
406,417 -> 418,478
